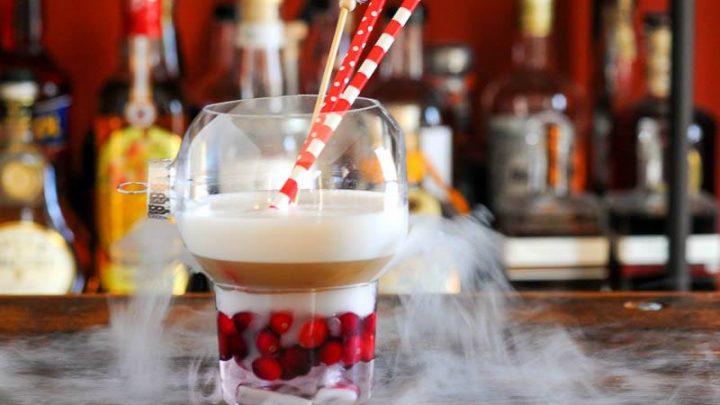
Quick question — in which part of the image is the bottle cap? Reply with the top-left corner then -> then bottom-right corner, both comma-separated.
126,0 -> 163,38
520,0 -> 553,37
241,0 -> 283,24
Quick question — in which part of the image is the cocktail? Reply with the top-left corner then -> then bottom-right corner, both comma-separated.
147,95 -> 407,403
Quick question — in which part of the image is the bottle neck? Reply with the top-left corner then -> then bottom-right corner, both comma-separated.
235,0 -> 285,98
515,0 -> 554,70
513,35 -> 553,71
383,24 -> 424,80
116,0 -> 176,83
1,0 -> 43,55
645,26 -> 671,99
2,98 -> 35,144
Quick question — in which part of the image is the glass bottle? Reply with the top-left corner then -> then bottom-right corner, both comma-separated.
92,0 -> 187,294
591,0 -> 639,194
0,70 -> 79,294
609,13 -> 716,194
482,0 -> 588,212
607,13 -> 719,291
0,0 -> 72,158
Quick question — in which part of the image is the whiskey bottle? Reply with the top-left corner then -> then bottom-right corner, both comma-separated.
0,70 -> 79,294
609,13 -> 716,194
92,0 -> 187,293
0,0 -> 72,158
482,0 -> 588,211
607,14 -> 719,290
591,0 -> 640,194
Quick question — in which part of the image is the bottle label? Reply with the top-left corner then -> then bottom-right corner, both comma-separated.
127,0 -> 163,38
0,221 -> 76,294
488,112 -> 574,207
0,159 -> 44,203
33,95 -> 72,148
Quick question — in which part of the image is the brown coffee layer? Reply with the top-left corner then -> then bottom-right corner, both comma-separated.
195,256 -> 392,290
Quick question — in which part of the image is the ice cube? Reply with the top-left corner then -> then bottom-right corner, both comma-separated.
236,386 -> 312,405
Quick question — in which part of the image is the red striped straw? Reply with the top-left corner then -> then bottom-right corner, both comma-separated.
272,0 -> 421,209
321,0 -> 387,111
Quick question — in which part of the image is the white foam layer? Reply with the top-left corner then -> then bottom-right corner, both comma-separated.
178,190 -> 407,263
215,283 -> 376,318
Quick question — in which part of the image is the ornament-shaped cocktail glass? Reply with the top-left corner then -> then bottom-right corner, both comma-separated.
146,95 -> 407,404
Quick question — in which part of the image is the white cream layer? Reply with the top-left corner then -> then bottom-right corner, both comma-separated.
179,190 -> 407,264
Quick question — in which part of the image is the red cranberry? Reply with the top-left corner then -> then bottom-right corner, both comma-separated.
233,337 -> 249,365
232,312 -> 255,332
338,313 -> 361,337
342,335 -> 361,367
217,312 -> 236,336
252,357 -> 282,381
319,340 -> 343,365
269,312 -> 293,335
360,333 -> 375,362
279,347 -> 312,380
364,313 -> 377,335
298,318 -> 328,349
256,330 -> 280,356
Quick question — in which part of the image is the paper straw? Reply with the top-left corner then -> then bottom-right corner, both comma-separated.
322,0 -> 386,111
271,0 -> 421,209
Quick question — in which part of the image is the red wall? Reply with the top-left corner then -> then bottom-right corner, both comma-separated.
38,0 -> 720,183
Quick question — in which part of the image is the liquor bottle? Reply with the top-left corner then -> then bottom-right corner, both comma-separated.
591,0 -> 640,194
482,0 -> 588,211
483,0 -> 606,288
607,13 -> 719,290
0,70 -> 79,294
609,13 -> 716,194
426,44 -> 479,204
191,0 -> 285,107
368,6 -> 466,217
0,0 -> 72,158
0,0 -> 92,284
93,0 -> 187,294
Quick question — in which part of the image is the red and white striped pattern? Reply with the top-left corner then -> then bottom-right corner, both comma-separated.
322,0 -> 387,111
272,0 -> 422,209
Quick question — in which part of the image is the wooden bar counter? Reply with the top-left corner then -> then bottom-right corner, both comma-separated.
2,292 -> 720,403
2,292 -> 719,335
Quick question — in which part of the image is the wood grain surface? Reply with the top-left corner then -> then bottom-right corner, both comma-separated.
1,292 -> 719,335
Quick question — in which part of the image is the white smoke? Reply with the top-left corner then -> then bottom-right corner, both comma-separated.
0,216 -> 719,404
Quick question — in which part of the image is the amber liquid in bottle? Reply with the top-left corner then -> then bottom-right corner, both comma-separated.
91,0 -> 186,294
